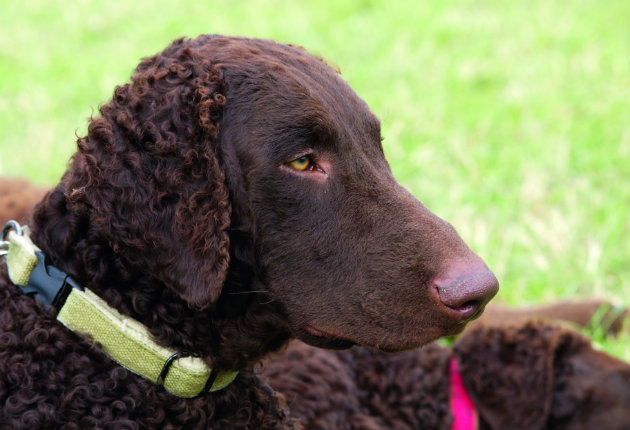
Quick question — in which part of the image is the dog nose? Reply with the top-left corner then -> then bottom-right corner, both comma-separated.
434,268 -> 499,322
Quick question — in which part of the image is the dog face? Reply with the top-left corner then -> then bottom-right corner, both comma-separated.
204,36 -> 498,350
66,35 -> 498,352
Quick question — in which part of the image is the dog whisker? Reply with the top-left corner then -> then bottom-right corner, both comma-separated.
376,331 -> 391,349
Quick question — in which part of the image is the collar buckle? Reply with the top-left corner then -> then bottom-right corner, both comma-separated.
23,251 -> 83,310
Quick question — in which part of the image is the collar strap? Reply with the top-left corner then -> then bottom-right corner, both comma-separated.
449,357 -> 478,430
2,221 -> 238,398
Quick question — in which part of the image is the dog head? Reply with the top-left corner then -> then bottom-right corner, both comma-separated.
455,321 -> 630,430
63,35 -> 498,351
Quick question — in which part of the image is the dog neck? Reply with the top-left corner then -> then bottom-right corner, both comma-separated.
3,222 -> 242,397
27,186 -> 292,370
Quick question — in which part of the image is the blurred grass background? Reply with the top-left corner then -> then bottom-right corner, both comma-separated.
1,0 -> 628,360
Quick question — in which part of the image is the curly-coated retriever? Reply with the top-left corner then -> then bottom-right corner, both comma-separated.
264,321 -> 630,430
0,35 -> 498,428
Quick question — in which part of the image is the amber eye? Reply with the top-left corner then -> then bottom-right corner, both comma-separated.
288,156 -> 312,171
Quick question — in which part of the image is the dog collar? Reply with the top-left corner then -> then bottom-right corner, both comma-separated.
1,221 -> 238,398
449,357 -> 478,430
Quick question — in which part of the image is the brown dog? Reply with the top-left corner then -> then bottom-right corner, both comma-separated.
264,321 -> 630,430
473,298 -> 629,336
0,175 -> 623,338
0,35 -> 497,428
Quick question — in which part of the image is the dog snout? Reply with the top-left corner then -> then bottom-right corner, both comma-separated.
434,267 -> 499,322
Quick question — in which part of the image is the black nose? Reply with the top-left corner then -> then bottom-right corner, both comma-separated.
435,269 -> 499,322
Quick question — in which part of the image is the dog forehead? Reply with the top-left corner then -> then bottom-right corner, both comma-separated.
200,36 -> 382,155
195,35 -> 335,77
196,37 -> 378,119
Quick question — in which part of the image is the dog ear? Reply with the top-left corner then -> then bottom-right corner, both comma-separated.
66,39 -> 231,310
454,322 -> 557,430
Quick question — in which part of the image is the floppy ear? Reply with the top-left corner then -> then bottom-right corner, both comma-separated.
66,38 -> 231,310
454,322 -> 557,430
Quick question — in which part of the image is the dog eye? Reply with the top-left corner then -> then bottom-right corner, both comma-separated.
288,156 -> 312,171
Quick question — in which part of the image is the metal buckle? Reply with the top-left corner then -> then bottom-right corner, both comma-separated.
156,351 -> 192,388
156,351 -> 218,397
1,220 -> 23,257
2,220 -> 22,241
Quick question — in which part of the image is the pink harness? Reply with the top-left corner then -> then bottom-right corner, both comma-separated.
449,358 -> 478,430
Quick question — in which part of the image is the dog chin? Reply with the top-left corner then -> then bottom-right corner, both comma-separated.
297,321 -> 468,352
374,324 -> 468,352
296,326 -> 356,349
298,333 -> 356,350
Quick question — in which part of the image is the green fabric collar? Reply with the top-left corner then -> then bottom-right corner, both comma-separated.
1,221 -> 238,398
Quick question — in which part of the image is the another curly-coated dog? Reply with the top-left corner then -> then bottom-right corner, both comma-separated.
0,35 -> 498,428
473,298 -> 629,336
0,177 -> 47,226
264,321 -> 630,430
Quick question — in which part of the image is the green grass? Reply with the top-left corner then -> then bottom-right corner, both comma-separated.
1,0 -> 628,360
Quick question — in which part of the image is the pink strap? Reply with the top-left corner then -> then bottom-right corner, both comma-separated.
449,358 -> 478,430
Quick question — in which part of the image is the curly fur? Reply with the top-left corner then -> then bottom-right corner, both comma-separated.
0,36 -> 297,429
456,321 -> 630,430
1,34 -> 497,428
264,321 -> 630,430
0,268 -> 293,428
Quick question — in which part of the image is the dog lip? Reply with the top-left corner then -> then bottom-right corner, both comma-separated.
438,301 -> 486,323
304,325 -> 341,339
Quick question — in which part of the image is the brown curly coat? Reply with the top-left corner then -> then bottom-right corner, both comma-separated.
0,34 -> 497,428
264,321 -> 630,430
